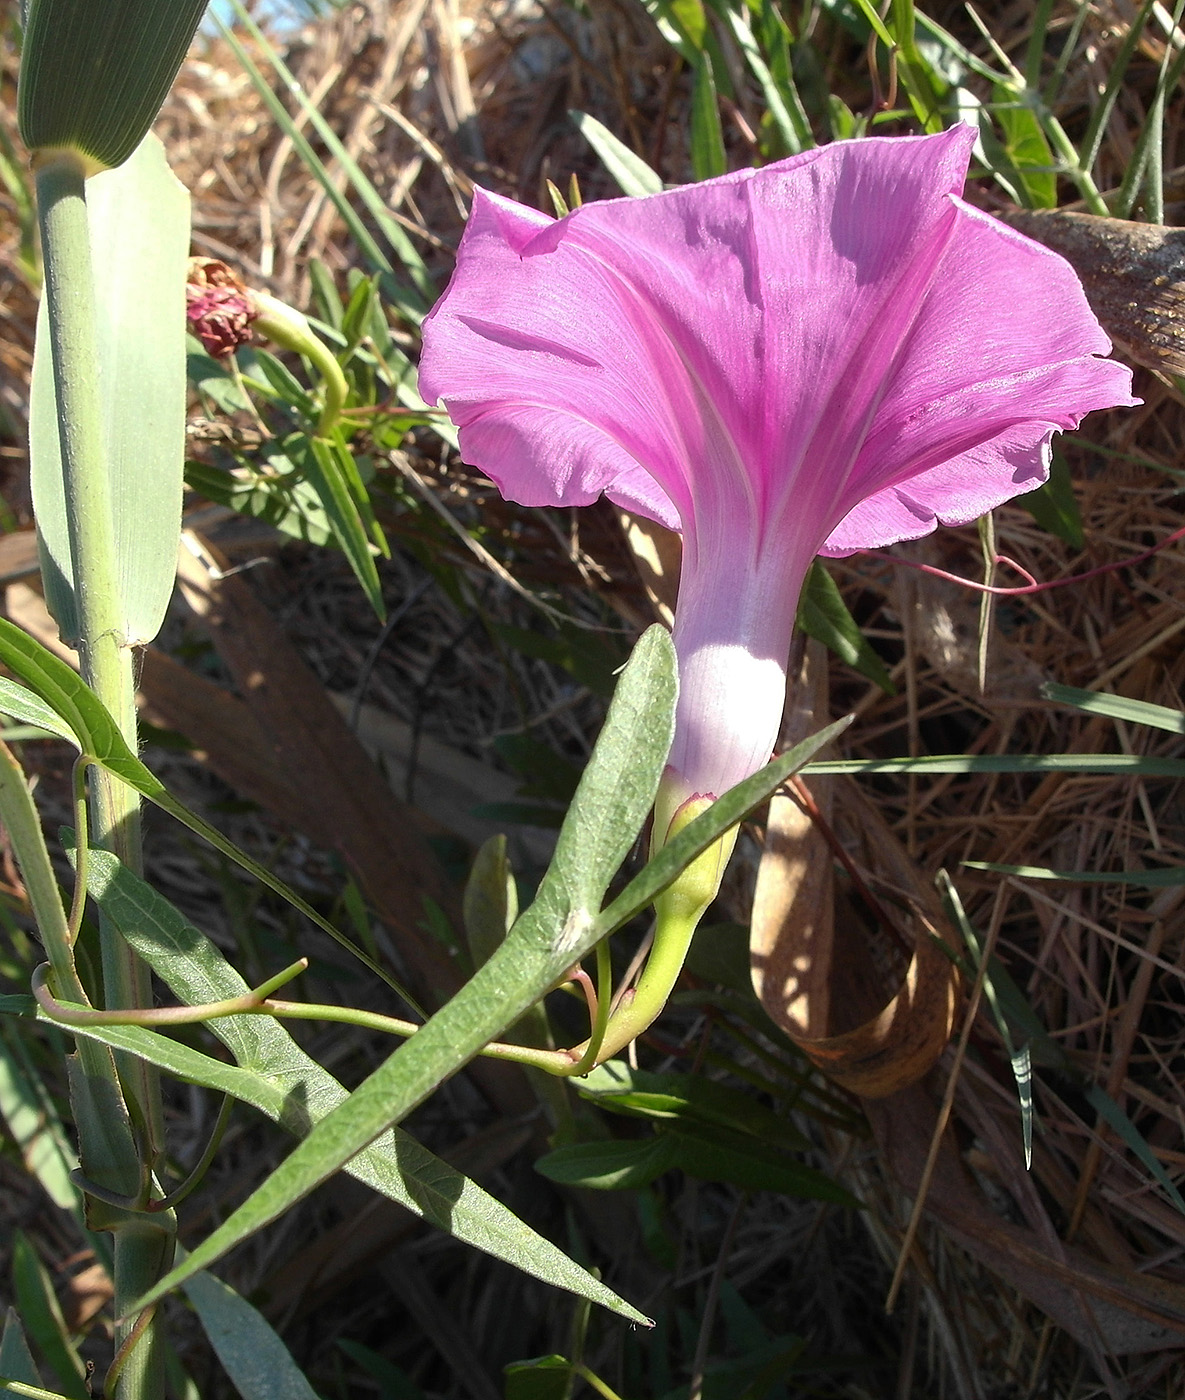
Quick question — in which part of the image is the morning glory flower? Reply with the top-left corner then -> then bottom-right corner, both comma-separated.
419,126 -> 1135,834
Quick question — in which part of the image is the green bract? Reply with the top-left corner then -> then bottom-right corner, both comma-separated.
18,0 -> 209,172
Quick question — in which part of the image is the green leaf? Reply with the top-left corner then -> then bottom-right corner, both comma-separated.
494,735 -> 582,804
535,1137 -> 680,1190
595,716 -> 851,938
0,1381 -> 76,1400
991,88 -> 1056,208
1083,1083 -> 1185,1217
250,348 -> 313,413
805,753 -> 1185,778
181,1267 -> 322,1400
797,561 -> 894,693
64,849 -> 642,1319
1,1309 -> 43,1389
329,436 -> 388,558
29,133 -> 189,646
308,260 -> 344,332
188,345 -> 253,414
537,1126 -> 856,1203
489,621 -> 625,699
184,460 -> 334,550
214,9 -> 432,318
690,59 -> 727,179
964,860 -> 1185,888
296,436 -> 386,619
462,834 -> 517,972
569,111 -> 662,196
937,871 -> 1036,1165
712,2 -> 812,154
1016,453 -> 1083,548
341,275 -> 379,350
0,679 -> 77,745
841,0 -> 895,48
0,1024 -> 79,1212
939,870 -> 1184,1215
575,1060 -> 809,1152
1041,683 -> 1185,735
10,1235 -> 87,1400
0,617 -> 137,775
337,1342 -> 426,1400
0,618 -> 415,1001
638,0 -> 703,58
504,1356 -> 571,1400
129,626 -> 679,1321
887,0 -> 947,133
662,1122 -> 857,1201
471,801 -> 566,830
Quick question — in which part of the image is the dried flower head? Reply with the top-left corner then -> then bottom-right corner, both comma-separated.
186,257 -> 256,359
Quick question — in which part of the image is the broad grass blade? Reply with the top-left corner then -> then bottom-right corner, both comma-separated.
30,134 -> 188,647
18,0 -> 207,172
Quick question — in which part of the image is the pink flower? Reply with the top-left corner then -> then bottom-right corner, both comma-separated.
419,127 -> 1136,817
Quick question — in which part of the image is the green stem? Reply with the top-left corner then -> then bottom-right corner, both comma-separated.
66,755 -> 90,945
0,741 -> 83,1001
560,938 -> 614,1077
568,806 -> 739,1069
582,904 -> 702,1066
1036,114 -> 1109,215
35,149 -> 168,1400
35,971 -> 586,1075
251,292 -> 349,436
571,1364 -> 627,1400
35,153 -> 147,995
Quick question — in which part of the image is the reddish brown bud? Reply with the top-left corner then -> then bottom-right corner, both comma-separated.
186,257 -> 256,359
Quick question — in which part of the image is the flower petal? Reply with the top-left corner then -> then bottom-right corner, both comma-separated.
419,129 -> 982,550
420,134 -> 1137,806
819,200 -> 1138,553
419,186 -> 703,531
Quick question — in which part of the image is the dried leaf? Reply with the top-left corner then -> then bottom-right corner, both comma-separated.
751,643 -> 960,1097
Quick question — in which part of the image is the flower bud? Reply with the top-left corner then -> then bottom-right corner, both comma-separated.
185,259 -> 256,359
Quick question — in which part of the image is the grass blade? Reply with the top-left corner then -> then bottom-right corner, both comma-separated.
1042,683 -> 1185,734
569,111 -> 662,195
30,134 -> 188,647
224,0 -> 435,313
805,753 -> 1185,777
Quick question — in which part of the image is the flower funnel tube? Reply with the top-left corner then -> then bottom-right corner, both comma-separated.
420,126 -> 1136,868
